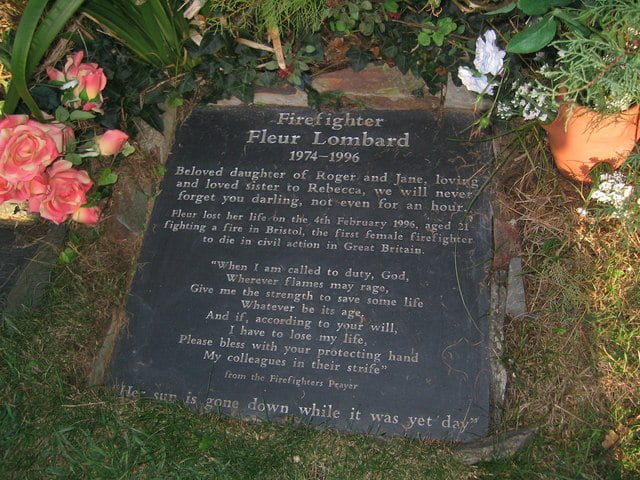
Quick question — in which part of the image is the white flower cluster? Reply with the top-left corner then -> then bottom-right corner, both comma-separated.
591,172 -> 635,216
457,30 -> 505,95
496,81 -> 552,122
606,92 -> 634,112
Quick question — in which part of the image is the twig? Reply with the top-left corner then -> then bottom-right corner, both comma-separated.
236,37 -> 274,53
62,402 -> 106,408
268,27 -> 287,69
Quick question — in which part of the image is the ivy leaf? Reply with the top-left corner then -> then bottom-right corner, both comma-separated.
155,165 -> 167,178
121,142 -> 135,157
65,153 -> 82,165
168,96 -> 183,107
347,2 -> 359,19
97,168 -> 118,186
381,44 -> 398,58
69,110 -> 96,121
334,20 -> 348,32
194,33 -> 224,57
359,20 -> 374,36
58,247 -> 78,264
507,17 -> 557,53
417,30 -> 432,46
438,18 -> 457,35
433,32 -> 446,46
347,46 -> 371,72
383,0 -> 398,12
65,137 -> 77,154
55,106 -> 70,122
393,53 -> 409,74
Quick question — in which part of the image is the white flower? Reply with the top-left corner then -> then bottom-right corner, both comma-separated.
576,207 -> 589,217
591,172 -> 634,216
474,30 -> 505,76
457,66 -> 496,95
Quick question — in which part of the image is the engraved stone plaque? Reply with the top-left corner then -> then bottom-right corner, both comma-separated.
108,108 -> 493,442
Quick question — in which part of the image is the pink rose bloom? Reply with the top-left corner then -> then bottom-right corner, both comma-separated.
29,160 -> 94,224
47,51 -> 107,112
96,129 -> 129,156
0,114 -> 72,184
72,206 -> 101,225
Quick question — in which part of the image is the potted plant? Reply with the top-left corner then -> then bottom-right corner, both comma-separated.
539,0 -> 640,182
457,0 -> 640,182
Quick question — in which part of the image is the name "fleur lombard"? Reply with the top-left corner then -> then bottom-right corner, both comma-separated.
246,129 -> 410,148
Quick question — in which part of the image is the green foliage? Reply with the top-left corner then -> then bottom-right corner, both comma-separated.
262,35 -> 323,87
81,0 -> 191,72
545,0 -> 640,113
517,0 -> 572,16
370,2 -> 472,93
97,168 -> 118,186
417,17 -> 457,47
3,0 -> 86,118
504,0 -> 587,54
347,45 -> 372,72
86,35 -> 173,133
207,0 -> 324,37
323,0 -> 386,37
507,16 -> 557,53
187,30 -> 279,104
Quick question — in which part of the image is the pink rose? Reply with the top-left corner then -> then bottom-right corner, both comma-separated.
29,160 -> 94,224
96,129 -> 129,156
72,206 -> 101,225
0,115 -> 72,184
47,51 -> 107,113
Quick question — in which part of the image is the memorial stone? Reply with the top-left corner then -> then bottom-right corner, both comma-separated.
108,107 -> 493,442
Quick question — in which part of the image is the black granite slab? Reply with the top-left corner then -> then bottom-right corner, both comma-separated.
109,107 -> 493,442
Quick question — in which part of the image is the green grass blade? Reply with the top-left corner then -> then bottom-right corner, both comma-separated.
82,0 -> 187,69
82,2 -> 164,66
4,0 -> 48,117
26,0 -> 86,76
0,50 -> 11,71
146,0 -> 181,46
137,1 -> 178,65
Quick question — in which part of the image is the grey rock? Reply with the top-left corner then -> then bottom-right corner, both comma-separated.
506,257 -> 527,318
489,268 -> 508,426
454,427 -> 538,465
134,107 -> 178,166
112,174 -> 149,236
254,85 -> 308,107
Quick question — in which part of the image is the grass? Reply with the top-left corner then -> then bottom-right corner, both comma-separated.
1,124 -> 639,478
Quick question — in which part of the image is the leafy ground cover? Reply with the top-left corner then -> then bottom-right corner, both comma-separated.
1,125 -> 638,479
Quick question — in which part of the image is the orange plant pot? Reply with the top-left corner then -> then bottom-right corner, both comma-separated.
542,104 -> 640,182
